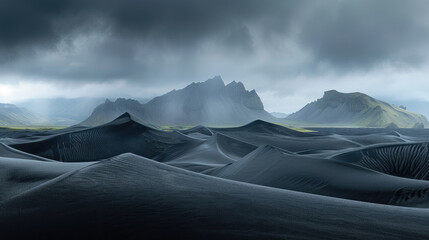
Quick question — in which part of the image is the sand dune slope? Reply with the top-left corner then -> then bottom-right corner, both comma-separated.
333,142 -> 429,180
10,113 -> 194,162
0,143 -> 53,161
3,119 -> 429,239
0,157 -> 91,202
212,120 -> 361,153
209,145 -> 429,207
1,153 -> 429,239
155,133 -> 257,172
178,125 -> 213,139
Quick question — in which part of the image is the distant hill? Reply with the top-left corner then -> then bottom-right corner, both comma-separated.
286,90 -> 428,128
0,103 -> 50,126
81,76 -> 275,126
270,112 -> 290,118
81,98 -> 145,126
16,98 -> 106,125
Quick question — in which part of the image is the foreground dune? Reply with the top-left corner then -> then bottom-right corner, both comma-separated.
208,145 -> 429,207
1,153 -> 429,239
2,114 -> 429,239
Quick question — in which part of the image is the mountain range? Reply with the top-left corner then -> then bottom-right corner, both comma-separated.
81,76 -> 275,126
286,90 -> 428,128
0,103 -> 49,126
1,78 -> 428,128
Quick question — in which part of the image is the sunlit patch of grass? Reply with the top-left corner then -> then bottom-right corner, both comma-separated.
290,127 -> 317,133
273,123 -> 317,132
159,122 -> 317,133
0,125 -> 67,130
158,125 -> 196,131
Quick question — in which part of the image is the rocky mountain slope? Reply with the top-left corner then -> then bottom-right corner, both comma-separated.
81,76 -> 275,126
286,90 -> 428,128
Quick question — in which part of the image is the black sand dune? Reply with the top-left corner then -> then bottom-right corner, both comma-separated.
333,142 -> 429,180
310,127 -> 429,139
178,125 -> 213,139
337,131 -> 407,145
3,116 -> 429,239
212,119 -> 318,137
10,113 -> 194,162
2,153 -> 429,240
0,156 -> 91,202
0,143 -> 53,161
208,145 -> 429,207
212,120 -> 363,153
155,133 -> 257,172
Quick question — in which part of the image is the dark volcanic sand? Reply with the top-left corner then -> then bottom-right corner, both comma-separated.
2,114 -> 429,239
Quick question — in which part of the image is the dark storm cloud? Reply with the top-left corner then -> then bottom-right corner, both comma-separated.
0,0 -> 98,56
221,25 -> 254,54
0,0 -> 306,81
298,0 -> 429,69
0,0 -> 300,52
1,0 -> 429,82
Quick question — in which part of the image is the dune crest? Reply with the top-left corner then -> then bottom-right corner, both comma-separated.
3,115 -> 429,239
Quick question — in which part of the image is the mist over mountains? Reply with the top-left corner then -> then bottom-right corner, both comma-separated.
16,98 -> 106,125
0,77 -> 427,128
81,76 -> 275,126
0,103 -> 49,126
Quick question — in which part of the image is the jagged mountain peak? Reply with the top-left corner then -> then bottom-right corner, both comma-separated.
204,75 -> 224,85
186,76 -> 225,90
226,80 -> 245,91
81,76 -> 274,126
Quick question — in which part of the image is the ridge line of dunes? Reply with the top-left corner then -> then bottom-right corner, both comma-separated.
208,144 -> 429,207
2,153 -> 429,239
9,112 -> 195,162
333,142 -> 429,180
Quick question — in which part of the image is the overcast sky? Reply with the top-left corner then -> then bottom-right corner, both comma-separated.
1,0 -> 429,114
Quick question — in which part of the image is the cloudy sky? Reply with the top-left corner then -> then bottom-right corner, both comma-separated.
1,0 -> 429,114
